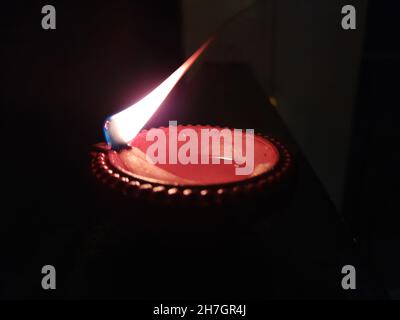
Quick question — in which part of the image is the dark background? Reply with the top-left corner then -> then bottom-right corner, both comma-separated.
1,0 -> 399,299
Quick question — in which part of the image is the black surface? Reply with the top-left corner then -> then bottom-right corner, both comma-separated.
2,61 -> 373,299
343,1 -> 400,297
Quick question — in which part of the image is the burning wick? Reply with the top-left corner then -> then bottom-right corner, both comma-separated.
104,39 -> 212,150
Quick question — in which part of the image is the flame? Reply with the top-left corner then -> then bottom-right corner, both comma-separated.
104,39 -> 212,149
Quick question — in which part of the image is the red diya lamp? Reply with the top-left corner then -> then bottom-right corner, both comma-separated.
91,40 -> 294,217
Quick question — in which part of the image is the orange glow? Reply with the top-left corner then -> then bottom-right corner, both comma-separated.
104,39 -> 212,149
